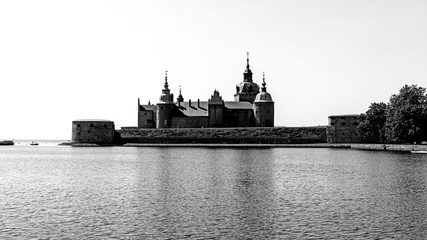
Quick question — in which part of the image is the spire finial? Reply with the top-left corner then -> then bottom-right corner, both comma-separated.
246,52 -> 250,69
263,72 -> 266,84
164,70 -> 169,89
262,71 -> 267,91
179,85 -> 181,94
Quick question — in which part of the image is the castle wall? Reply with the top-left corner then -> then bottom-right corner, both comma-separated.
208,105 -> 224,127
253,102 -> 274,127
138,110 -> 156,128
224,109 -> 255,127
118,126 -> 327,144
156,103 -> 175,128
171,116 -> 208,128
327,115 -> 362,143
72,120 -> 115,144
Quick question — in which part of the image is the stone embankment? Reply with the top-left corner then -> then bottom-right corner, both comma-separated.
350,144 -> 427,152
121,143 -> 427,152
118,127 -> 327,144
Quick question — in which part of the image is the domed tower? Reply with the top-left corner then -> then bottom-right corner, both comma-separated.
253,73 -> 274,127
234,52 -> 260,103
156,71 -> 175,128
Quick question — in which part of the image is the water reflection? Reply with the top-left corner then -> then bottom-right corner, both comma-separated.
1,147 -> 427,238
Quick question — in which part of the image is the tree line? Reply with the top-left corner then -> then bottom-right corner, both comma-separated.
357,84 -> 427,144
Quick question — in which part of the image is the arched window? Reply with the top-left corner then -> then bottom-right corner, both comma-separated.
248,85 -> 253,92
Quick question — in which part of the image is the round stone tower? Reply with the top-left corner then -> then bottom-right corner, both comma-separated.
253,73 -> 274,127
72,119 -> 115,144
156,71 -> 175,128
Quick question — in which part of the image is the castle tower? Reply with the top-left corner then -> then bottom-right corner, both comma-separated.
234,52 -> 260,103
253,73 -> 274,127
208,90 -> 225,127
177,85 -> 184,106
156,71 -> 175,128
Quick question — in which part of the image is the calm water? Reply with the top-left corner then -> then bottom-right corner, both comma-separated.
1,145 -> 427,239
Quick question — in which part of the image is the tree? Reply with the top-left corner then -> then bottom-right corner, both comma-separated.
385,85 -> 427,143
356,102 -> 387,143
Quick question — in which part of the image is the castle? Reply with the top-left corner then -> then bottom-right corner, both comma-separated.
138,54 -> 274,128
70,54 -> 369,145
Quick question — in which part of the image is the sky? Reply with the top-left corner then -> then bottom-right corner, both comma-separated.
1,0 -> 427,140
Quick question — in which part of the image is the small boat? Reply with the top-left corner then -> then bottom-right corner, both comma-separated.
411,150 -> 427,154
29,141 -> 39,146
0,140 -> 14,146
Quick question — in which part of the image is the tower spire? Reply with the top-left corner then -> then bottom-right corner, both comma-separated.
164,70 -> 169,89
177,85 -> 184,103
159,70 -> 173,103
261,72 -> 267,92
243,52 -> 253,82
246,52 -> 250,70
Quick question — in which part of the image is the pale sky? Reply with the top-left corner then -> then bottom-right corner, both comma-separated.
1,0 -> 427,140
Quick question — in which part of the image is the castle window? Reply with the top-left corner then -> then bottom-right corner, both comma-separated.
104,124 -> 108,128
331,122 -> 335,126
77,124 -> 80,127
341,122 -> 346,126
89,124 -> 94,127
144,113 -> 147,115
88,130 -> 91,134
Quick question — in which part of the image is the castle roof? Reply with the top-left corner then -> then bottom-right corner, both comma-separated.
140,105 -> 157,111
224,101 -> 253,109
254,92 -> 273,102
177,101 -> 209,117
175,101 -> 254,117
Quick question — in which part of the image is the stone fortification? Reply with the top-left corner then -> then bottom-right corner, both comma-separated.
118,127 -> 327,144
72,120 -> 115,144
327,114 -> 362,143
